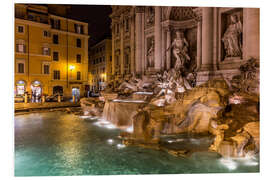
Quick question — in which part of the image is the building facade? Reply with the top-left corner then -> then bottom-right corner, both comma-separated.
88,39 -> 112,92
110,6 -> 259,85
15,4 -> 89,101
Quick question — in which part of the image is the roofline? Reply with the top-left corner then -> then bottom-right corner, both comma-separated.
90,38 -> 112,48
49,14 -> 88,25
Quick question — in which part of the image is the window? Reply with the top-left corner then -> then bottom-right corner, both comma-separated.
76,38 -> 81,48
16,44 -> 26,53
53,70 -> 60,80
43,47 -> 50,55
18,26 -> 24,33
110,56 -> 112,61
18,63 -> 24,73
43,64 -> 50,74
50,19 -> 61,29
77,71 -> 81,80
53,34 -> 58,44
76,54 -> 81,63
43,30 -> 50,37
74,24 -> 84,34
53,52 -> 59,61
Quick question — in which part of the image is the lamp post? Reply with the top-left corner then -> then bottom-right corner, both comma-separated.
69,65 -> 75,102
100,73 -> 106,90
69,65 -> 75,79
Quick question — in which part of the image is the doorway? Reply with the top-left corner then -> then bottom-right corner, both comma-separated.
16,80 -> 25,95
31,81 -> 42,102
72,87 -> 80,102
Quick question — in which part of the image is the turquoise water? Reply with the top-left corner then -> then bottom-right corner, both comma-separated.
15,111 -> 259,176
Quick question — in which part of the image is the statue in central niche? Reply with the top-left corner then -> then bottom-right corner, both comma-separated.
167,30 -> 190,70
147,39 -> 155,68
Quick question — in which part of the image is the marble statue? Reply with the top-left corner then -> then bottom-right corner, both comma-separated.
167,30 -> 190,70
209,120 -> 229,152
146,7 -> 154,25
222,14 -> 242,58
147,39 -> 155,68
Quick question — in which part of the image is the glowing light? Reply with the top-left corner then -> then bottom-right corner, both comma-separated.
107,139 -> 114,144
79,115 -> 92,119
69,65 -> 75,71
168,140 -> 173,143
244,161 -> 258,166
100,73 -> 106,78
125,126 -> 134,133
219,158 -> 237,170
176,139 -> 184,142
93,120 -> 116,129
112,99 -> 145,103
117,144 -> 126,149
134,92 -> 153,95
190,138 -> 201,145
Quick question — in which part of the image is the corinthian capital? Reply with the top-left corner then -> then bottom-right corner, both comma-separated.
135,6 -> 145,13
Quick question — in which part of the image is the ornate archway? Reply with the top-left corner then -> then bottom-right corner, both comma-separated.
164,7 -> 198,21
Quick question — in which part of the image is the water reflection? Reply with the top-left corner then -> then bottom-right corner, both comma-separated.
15,112 -> 259,176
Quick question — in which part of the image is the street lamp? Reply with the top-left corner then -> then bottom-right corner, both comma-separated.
69,65 -> 75,79
69,65 -> 75,71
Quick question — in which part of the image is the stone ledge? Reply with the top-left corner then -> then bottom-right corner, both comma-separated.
14,102 -> 80,112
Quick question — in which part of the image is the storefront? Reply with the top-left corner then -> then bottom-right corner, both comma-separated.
72,87 -> 80,102
31,81 -> 42,102
16,80 -> 26,95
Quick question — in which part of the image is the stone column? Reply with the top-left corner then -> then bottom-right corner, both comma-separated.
201,7 -> 213,71
120,16 -> 124,75
130,11 -> 135,74
141,13 -> 145,73
161,28 -> 166,70
154,6 -> 162,71
135,7 -> 143,74
166,28 -> 171,70
196,20 -> 202,70
243,8 -> 260,60
111,23 -> 115,75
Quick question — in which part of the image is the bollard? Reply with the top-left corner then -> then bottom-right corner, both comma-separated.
72,95 -> 75,103
42,96 -> 45,103
58,95 -> 61,102
24,94 -> 28,103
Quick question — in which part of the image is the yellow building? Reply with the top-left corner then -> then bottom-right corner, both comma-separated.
88,39 -> 112,92
15,4 -> 89,101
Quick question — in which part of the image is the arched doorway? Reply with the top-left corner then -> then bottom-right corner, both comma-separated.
53,86 -> 63,95
16,80 -> 26,95
31,81 -> 42,102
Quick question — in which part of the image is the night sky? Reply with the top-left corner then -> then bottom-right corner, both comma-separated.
69,5 -> 112,47
47,4 -> 112,47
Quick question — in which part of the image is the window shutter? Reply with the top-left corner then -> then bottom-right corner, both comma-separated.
74,24 -> 77,33
81,25 -> 84,34
58,20 -> 61,29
